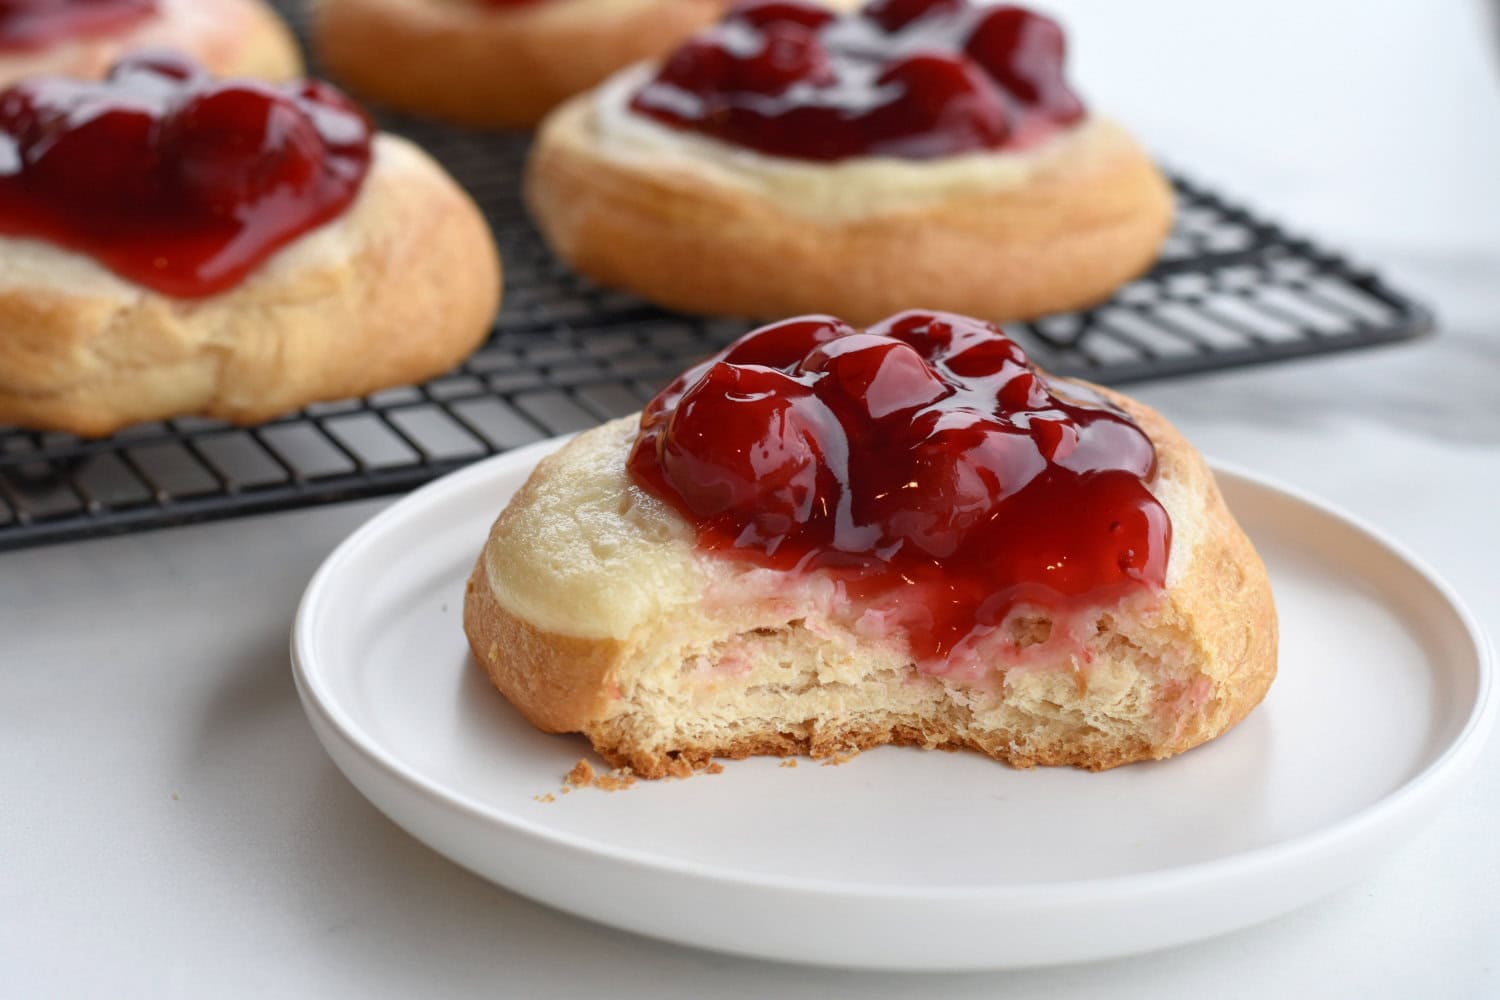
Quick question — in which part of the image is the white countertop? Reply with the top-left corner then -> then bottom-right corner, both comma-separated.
3,2 -> 1498,996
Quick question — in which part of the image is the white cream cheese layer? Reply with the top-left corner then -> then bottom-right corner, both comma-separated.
483,416 -> 1200,644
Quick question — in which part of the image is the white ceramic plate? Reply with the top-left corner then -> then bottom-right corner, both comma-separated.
292,437 -> 1494,971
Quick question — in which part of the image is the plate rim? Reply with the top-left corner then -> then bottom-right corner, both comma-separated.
291,437 -> 1497,904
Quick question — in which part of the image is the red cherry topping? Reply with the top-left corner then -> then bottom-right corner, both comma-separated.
871,53 -> 1011,155
0,53 -> 373,298
728,0 -> 838,30
168,84 -> 326,213
720,314 -> 854,366
655,36 -> 736,98
630,0 -> 1085,161
0,0 -> 155,52
739,21 -> 836,95
801,334 -> 951,420
964,5 -> 1083,118
629,311 -> 1169,667
658,362 -> 830,551
863,0 -> 964,32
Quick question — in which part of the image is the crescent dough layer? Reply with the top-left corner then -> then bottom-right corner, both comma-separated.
0,134 -> 502,436
464,389 -> 1277,777
311,0 -> 727,129
0,0 -> 303,88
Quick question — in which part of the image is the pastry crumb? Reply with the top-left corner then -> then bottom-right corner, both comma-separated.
532,793 -> 555,804
595,768 -> 637,791
553,756 -> 727,792
561,758 -> 637,791
779,759 -> 798,769
566,759 -> 596,787
820,751 -> 858,767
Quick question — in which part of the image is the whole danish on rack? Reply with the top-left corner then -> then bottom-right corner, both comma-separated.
0,52 -> 501,437
527,0 -> 1173,324
464,310 -> 1277,777
311,0 -> 735,129
0,0 -> 302,88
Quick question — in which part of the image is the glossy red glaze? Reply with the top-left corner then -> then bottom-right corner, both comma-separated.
629,0 -> 1084,161
0,0 -> 155,52
0,52 -> 373,298
628,311 -> 1170,667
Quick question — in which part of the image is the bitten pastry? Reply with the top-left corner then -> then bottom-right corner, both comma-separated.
465,310 -> 1277,778
0,53 -> 501,437
0,0 -> 302,88
527,0 -> 1173,325
312,0 -> 729,129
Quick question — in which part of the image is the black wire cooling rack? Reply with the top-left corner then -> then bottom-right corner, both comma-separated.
0,6 -> 1434,552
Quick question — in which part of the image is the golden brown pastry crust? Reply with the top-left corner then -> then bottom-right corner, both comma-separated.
0,0 -> 302,88
465,549 -> 619,735
311,0 -> 725,129
464,388 -> 1278,777
525,93 -> 1175,325
0,136 -> 501,437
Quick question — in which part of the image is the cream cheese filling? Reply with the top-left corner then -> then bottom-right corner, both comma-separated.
483,417 -> 1199,647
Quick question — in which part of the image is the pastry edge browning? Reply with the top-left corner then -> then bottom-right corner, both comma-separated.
525,94 -> 1176,325
311,0 -> 726,129
0,136 -> 501,437
464,392 -> 1278,779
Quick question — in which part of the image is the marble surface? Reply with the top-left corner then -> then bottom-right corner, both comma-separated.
2,2 -> 1498,996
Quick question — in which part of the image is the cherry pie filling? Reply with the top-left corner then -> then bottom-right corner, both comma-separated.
628,311 -> 1171,672
0,51 -> 373,297
628,0 -> 1085,161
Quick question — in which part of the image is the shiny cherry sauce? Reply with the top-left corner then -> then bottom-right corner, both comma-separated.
0,0 -> 155,51
0,52 -> 373,298
628,0 -> 1084,161
628,311 -> 1170,670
